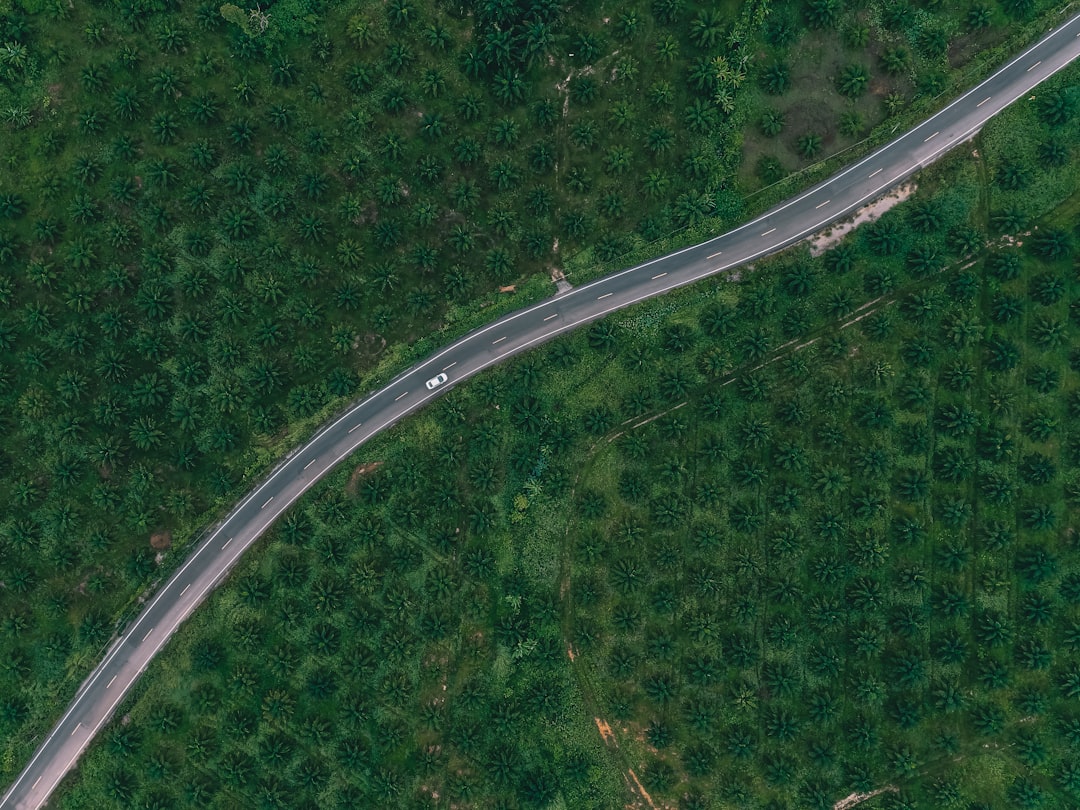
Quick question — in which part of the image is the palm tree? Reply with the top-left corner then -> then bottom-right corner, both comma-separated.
918,27 -> 949,58
750,108 -> 783,140
967,2 -> 992,30
689,9 -> 725,48
996,158 -> 1032,190
1037,137 -> 1069,168
837,64 -> 869,98
493,71 -> 526,105
805,0 -> 840,29
908,198 -> 942,232
878,93 -> 904,119
906,243 -> 941,276
1038,88 -> 1076,126
798,133 -> 822,159
759,62 -> 790,95
837,109 -> 863,137
684,98 -> 717,134
384,41 -> 414,75
1032,227 -> 1070,259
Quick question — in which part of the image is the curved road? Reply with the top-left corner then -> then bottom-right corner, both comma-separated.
6,13 -> 1080,809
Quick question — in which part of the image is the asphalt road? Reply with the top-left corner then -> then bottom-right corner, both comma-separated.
6,12 -> 1080,809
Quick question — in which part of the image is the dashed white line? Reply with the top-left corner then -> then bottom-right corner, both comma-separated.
394,391 -> 408,401
32,777 -> 42,790
261,496 -> 274,508
71,723 -> 81,736
707,250 -> 723,259
142,629 -> 153,642
107,676 -> 116,688
543,313 -> 558,321
180,584 -> 190,596
977,96 -> 992,106
303,458 -> 317,470
815,199 -> 831,209
442,362 -> 457,371
869,168 -> 882,177
652,272 -> 668,279
1028,60 -> 1042,71
348,423 -> 362,434
761,228 -> 776,236
221,537 -> 232,549
597,292 -> 613,300
492,336 -> 507,344
924,131 -> 939,142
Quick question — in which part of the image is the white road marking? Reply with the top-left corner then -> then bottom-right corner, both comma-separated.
32,777 -> 41,790
597,292 -> 613,299
261,496 -> 274,508
142,629 -> 153,641
1028,60 -> 1042,71
707,250 -> 723,258
761,228 -> 776,236
442,362 -> 457,371
977,96 -> 992,106
180,584 -> 190,596
869,168 -> 882,177
543,313 -> 558,321
815,199 -> 831,209
221,538 -> 232,549
71,723 -> 81,736
303,458 -> 317,470
107,676 -> 116,689
394,391 -> 408,401
652,272 -> 668,279
348,423 -> 362,434
924,131 -> 939,142
492,336 -> 507,344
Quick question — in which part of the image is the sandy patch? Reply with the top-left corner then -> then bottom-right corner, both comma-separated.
556,71 -> 573,117
150,531 -> 172,550
834,787 -> 898,810
805,182 -> 916,256
594,717 -> 616,745
625,768 -> 660,810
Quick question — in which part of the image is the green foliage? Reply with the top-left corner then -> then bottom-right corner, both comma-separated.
5,3 -> 1080,807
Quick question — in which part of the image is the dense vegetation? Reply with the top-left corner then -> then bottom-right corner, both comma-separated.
740,0 -> 1059,189
567,220 -> 1080,806
2,0 -> 772,769
44,56 -> 1080,807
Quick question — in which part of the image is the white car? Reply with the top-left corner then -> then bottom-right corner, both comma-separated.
425,373 -> 448,390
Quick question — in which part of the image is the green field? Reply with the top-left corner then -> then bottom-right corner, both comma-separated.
37,63 -> 1080,806
3,0 -> 1080,805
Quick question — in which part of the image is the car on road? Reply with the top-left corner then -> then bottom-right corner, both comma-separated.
425,373 -> 448,390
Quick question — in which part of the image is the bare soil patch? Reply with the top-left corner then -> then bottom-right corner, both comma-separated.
594,717 -> 616,745
625,768 -> 663,810
345,461 -> 384,495
834,786 -> 898,810
805,182 -> 916,256
150,530 -> 172,550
